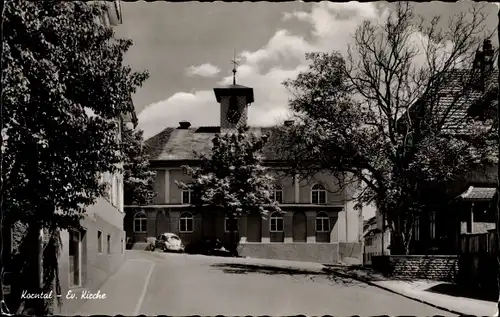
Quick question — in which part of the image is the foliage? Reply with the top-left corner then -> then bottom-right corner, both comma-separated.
122,123 -> 157,206
277,3 -> 495,254
2,0 -> 148,313
176,127 -> 283,249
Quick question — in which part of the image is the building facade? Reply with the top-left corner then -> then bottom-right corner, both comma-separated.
125,77 -> 363,264
363,216 -> 390,265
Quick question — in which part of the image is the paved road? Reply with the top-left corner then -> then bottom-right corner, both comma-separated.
127,251 -> 454,316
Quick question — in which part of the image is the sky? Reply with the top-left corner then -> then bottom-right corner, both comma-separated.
114,1 -> 498,140
112,1 -> 497,220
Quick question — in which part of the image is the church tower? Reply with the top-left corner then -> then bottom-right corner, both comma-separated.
213,56 -> 254,134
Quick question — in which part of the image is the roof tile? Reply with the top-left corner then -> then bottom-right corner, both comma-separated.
459,186 -> 496,200
145,126 -> 284,161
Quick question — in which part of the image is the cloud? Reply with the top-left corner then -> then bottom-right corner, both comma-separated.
138,90 -> 219,137
138,2 -> 393,139
185,63 -> 220,77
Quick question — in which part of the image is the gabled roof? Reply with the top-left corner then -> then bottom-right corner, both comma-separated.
144,126 -> 284,162
363,228 -> 382,238
440,69 -> 498,135
400,69 -> 498,136
365,216 -> 376,226
121,95 -> 138,128
458,186 -> 496,201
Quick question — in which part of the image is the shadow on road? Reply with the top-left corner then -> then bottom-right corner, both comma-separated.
211,263 -> 366,286
324,264 -> 412,282
424,283 -> 497,302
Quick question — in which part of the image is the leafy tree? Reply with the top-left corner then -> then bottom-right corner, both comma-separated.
1,0 -> 148,314
277,3 -> 495,255
176,127 -> 283,254
122,123 -> 157,207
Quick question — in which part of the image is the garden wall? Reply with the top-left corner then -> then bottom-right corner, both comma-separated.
372,255 -> 459,282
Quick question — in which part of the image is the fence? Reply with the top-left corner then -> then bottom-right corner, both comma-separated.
459,230 -> 498,291
460,231 -> 496,254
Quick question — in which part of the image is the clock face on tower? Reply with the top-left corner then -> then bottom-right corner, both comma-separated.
227,95 -> 240,124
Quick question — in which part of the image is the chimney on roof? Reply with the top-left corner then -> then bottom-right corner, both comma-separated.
473,49 -> 483,69
482,39 -> 494,72
178,121 -> 191,129
284,120 -> 294,127
472,39 -> 496,91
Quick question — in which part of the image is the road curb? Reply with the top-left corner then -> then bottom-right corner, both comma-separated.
322,267 -> 465,316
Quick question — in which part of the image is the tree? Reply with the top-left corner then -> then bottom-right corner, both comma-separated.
176,127 -> 283,254
1,0 -> 148,314
122,123 -> 157,207
277,3 -> 495,255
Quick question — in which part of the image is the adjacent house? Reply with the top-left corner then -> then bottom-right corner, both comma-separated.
363,216 -> 390,264
125,74 -> 364,264
373,39 -> 498,256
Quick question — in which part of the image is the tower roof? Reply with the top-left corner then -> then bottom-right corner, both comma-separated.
213,84 -> 255,103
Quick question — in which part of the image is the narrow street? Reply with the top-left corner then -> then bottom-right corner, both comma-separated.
75,250 -> 455,316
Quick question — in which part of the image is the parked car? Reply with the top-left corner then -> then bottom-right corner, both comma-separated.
184,237 -> 236,257
151,233 -> 185,253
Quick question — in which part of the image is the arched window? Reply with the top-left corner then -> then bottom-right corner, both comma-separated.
179,212 -> 194,233
271,185 -> 283,204
270,212 -> 284,232
316,211 -> 330,232
181,189 -> 192,204
224,213 -> 239,232
311,184 -> 327,204
133,212 -> 147,233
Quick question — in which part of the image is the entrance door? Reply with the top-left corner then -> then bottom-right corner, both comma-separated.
202,212 -> 216,238
247,212 -> 262,242
292,211 -> 307,242
156,210 -> 170,235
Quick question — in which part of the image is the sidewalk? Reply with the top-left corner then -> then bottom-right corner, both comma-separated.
323,265 -> 496,316
72,259 -> 155,316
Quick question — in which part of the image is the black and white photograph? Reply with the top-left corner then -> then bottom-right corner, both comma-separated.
1,0 -> 500,316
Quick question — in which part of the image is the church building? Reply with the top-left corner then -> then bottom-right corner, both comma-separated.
125,71 -> 363,264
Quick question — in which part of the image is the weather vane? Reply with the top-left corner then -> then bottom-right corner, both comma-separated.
231,49 -> 239,85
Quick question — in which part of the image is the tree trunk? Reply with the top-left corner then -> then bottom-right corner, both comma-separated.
389,215 -> 406,255
402,217 -> 414,255
229,214 -> 235,256
11,223 -> 44,315
41,227 -> 62,314
403,228 -> 413,255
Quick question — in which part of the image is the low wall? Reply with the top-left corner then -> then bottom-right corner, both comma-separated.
239,243 -> 339,264
372,255 -> 459,282
238,242 -> 362,264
